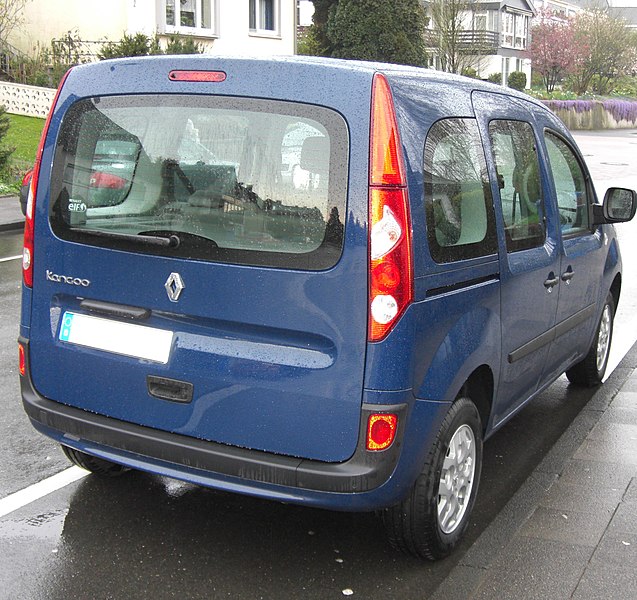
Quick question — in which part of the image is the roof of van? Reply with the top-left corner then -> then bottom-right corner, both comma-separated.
90,53 -> 539,106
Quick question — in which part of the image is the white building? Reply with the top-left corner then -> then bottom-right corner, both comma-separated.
9,0 -> 298,57
423,1 -> 537,87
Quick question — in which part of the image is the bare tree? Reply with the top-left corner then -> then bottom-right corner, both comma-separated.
0,0 -> 29,49
426,0 -> 494,75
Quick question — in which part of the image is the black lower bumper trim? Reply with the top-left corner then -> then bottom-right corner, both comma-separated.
19,338 -> 406,494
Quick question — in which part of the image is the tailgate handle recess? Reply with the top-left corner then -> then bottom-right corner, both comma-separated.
80,299 -> 151,320
147,376 -> 193,403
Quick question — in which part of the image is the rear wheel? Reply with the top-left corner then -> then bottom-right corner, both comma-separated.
566,293 -> 614,387
61,445 -> 129,477
382,397 -> 483,560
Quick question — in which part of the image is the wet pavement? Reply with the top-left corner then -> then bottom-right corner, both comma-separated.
432,344 -> 637,599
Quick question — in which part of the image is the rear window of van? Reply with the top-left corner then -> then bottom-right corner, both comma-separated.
49,95 -> 348,270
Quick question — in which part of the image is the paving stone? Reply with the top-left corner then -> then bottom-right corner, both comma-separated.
624,478 -> 637,504
558,459 -> 635,488
611,390 -> 637,409
429,565 -> 485,600
606,501 -> 637,535
459,473 -> 554,570
538,479 -> 625,514
572,561 -> 637,600
589,529 -> 637,570
623,376 -> 637,394
536,410 -> 599,476
574,429 -> 637,466
518,506 -> 612,547
471,537 -> 591,600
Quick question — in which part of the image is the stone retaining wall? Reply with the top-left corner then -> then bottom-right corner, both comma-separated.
541,99 -> 637,130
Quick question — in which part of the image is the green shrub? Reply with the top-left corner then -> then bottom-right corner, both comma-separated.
0,106 -> 14,173
530,70 -> 544,89
98,32 -> 205,59
164,35 -> 205,55
487,72 -> 502,84
98,33 -> 163,60
610,75 -> 637,98
0,106 -> 17,194
297,27 -> 323,56
461,67 -> 478,79
508,71 -> 527,91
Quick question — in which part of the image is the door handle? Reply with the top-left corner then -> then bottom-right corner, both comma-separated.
544,273 -> 559,291
561,268 -> 574,283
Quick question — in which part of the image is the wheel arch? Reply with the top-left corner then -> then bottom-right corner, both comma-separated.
458,365 -> 494,436
609,272 -> 621,312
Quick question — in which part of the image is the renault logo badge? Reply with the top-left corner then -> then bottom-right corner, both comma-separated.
164,272 -> 185,302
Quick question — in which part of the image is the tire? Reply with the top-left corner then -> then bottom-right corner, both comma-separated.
61,445 -> 129,477
382,397 -> 483,560
566,293 -> 614,387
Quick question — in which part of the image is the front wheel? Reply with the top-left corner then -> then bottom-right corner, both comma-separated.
566,293 -> 615,387
382,397 -> 483,560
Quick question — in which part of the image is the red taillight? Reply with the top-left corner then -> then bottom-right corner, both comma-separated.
90,171 -> 127,189
21,169 -> 33,187
368,74 -> 413,342
366,413 -> 398,451
18,343 -> 26,377
169,70 -> 226,82
23,69 -> 72,288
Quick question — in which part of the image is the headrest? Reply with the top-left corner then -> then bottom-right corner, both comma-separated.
300,136 -> 329,173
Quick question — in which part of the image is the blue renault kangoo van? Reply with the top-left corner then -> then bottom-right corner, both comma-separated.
18,56 -> 636,559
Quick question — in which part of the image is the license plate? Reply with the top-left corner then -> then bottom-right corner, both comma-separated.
58,311 -> 173,364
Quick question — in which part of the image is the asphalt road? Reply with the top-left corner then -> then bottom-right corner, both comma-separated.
0,128 -> 636,599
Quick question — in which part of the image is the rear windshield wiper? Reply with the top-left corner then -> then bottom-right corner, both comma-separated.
69,227 -> 180,248
139,230 -> 218,249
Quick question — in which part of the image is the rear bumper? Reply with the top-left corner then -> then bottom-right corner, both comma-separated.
20,337 -> 419,508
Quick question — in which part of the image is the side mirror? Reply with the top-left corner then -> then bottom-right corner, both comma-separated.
593,187 -> 637,224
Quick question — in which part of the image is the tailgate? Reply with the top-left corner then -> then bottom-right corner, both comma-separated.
28,70 -> 369,463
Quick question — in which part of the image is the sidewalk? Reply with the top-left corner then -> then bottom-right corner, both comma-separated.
433,343 -> 637,600
0,194 -> 24,232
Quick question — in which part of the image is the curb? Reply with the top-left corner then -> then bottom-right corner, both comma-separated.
0,194 -> 25,232
0,220 -> 24,233
431,346 -> 637,599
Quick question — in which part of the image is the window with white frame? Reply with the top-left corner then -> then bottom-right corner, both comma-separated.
514,14 -> 529,49
473,12 -> 487,31
165,0 -> 215,34
501,11 -> 528,49
249,0 -> 280,35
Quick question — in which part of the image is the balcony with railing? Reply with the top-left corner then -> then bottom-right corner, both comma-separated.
424,29 -> 501,55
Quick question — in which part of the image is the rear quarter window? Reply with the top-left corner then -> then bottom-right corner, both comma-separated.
49,95 -> 349,270
424,118 -> 497,263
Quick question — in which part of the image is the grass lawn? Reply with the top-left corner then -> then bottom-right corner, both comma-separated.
5,114 -> 45,166
0,113 -> 44,194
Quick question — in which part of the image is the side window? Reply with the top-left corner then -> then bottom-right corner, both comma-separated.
425,118 -> 497,263
544,131 -> 591,235
489,120 -> 545,252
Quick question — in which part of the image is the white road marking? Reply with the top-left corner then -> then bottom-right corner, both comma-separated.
0,466 -> 88,519
0,255 -> 21,263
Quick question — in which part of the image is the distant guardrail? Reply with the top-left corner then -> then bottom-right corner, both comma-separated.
0,81 -> 55,118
